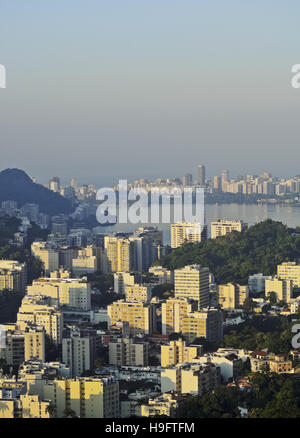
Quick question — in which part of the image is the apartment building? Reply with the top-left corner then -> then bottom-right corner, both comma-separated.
114,272 -> 135,295
148,266 -> 173,284
107,300 -> 157,336
71,245 -> 102,276
250,352 -> 293,374
31,242 -> 59,275
174,265 -> 210,308
0,392 -> 51,418
192,349 -> 248,382
0,260 -> 27,293
171,223 -> 205,248
277,262 -> 300,288
161,298 -> 197,335
248,273 -> 272,294
135,226 -> 163,245
104,236 -> 134,272
17,295 -> 63,345
181,309 -> 223,343
109,337 -> 149,366
265,277 -> 293,303
161,363 -> 221,395
129,235 -> 157,272
125,284 -> 152,303
27,277 -> 91,310
62,327 -> 97,378
0,324 -> 45,365
0,325 -> 25,366
24,326 -> 45,362
161,339 -> 202,367
218,283 -> 249,309
58,247 -> 78,270
43,377 -> 119,418
141,392 -> 183,418
211,220 -> 248,239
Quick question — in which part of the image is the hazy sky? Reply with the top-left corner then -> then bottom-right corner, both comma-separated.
1,0 -> 300,187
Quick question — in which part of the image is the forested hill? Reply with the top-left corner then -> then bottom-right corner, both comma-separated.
157,220 -> 300,284
0,168 -> 72,215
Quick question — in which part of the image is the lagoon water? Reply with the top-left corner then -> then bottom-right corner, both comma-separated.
95,203 -> 300,246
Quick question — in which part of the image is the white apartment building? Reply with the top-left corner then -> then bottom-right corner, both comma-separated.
248,273 -> 272,294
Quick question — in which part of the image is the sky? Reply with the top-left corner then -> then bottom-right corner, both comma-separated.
1,0 -> 300,187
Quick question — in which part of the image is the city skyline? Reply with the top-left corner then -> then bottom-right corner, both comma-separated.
9,164 -> 300,189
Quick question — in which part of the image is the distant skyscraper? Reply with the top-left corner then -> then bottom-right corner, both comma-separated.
49,177 -> 60,193
197,165 -> 205,186
213,175 -> 221,191
182,173 -> 193,186
221,169 -> 229,183
71,178 -> 77,189
221,170 -> 229,191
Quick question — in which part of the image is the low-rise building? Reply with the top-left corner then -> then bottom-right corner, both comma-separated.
250,351 -> 293,374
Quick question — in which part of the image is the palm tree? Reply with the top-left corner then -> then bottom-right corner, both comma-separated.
0,402 -> 10,418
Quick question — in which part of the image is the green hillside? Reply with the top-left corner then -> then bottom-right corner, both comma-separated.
158,220 -> 300,284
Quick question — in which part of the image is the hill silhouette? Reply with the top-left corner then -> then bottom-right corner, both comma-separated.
0,168 -> 72,215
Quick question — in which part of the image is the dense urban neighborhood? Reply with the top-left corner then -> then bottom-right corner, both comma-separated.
0,169 -> 300,418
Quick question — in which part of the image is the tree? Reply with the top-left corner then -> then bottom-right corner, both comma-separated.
243,297 -> 255,314
192,337 -> 217,353
176,386 -> 241,418
151,283 -> 174,299
94,357 -> 107,368
267,292 -> 277,305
